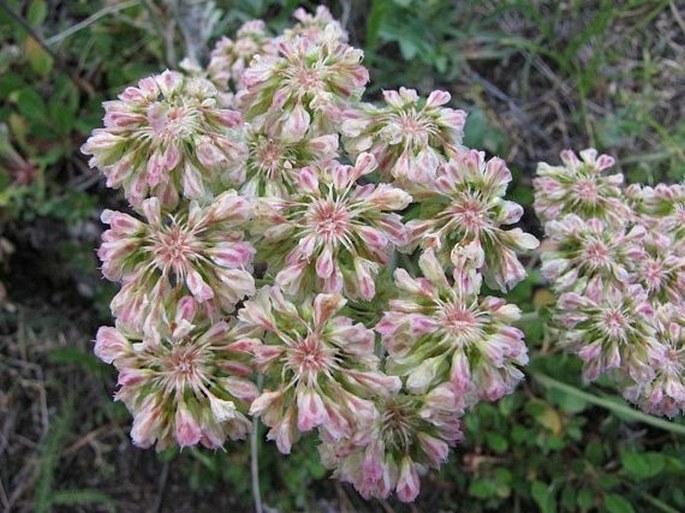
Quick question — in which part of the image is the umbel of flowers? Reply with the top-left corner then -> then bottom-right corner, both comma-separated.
534,149 -> 685,417
87,5 -> 544,503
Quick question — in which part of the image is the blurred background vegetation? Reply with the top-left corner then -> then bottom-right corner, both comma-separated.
1,0 -> 684,512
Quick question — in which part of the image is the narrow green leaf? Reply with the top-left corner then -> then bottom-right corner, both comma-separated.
52,489 -> 115,513
531,373 -> 685,436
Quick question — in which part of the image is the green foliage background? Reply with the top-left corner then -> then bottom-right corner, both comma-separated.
1,1 -> 684,512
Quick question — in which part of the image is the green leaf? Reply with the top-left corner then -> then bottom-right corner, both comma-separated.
366,0 -> 390,52
27,0 -> 48,26
13,87 -> 46,122
52,489 -> 115,513
469,478 -> 496,499
25,37 -> 53,77
577,487 -> 594,510
531,481 -> 557,513
531,373 -> 685,436
604,493 -> 636,513
48,348 -> 107,376
486,432 -> 509,453
0,72 -> 25,97
547,386 -> 588,414
621,451 -> 665,479
34,399 -> 75,513
463,107 -> 507,154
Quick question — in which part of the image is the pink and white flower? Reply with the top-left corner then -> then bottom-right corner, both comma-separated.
406,149 -> 538,291
99,191 -> 255,330
541,214 -> 646,295
240,287 -> 400,453
623,305 -> 685,417
378,249 -> 528,405
95,299 -> 259,451
207,20 -> 278,91
255,154 -> 412,300
82,70 -> 247,207
534,148 -> 629,225
342,87 -> 466,186
238,27 -> 369,141
319,386 -> 463,502
557,279 -> 662,385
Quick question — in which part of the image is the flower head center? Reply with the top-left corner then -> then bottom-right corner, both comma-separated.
643,260 -> 665,289
450,199 -> 488,232
397,111 -> 431,145
601,309 -> 628,340
149,104 -> 197,140
441,305 -> 480,341
311,200 -> 350,242
288,335 -> 334,382
584,240 -> 609,267
379,396 -> 417,451
574,179 -> 599,202
255,139 -> 283,172
294,66 -> 324,92
164,344 -> 205,390
153,226 -> 197,272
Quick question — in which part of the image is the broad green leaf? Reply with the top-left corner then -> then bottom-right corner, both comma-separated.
27,0 -> 48,25
25,36 -> 54,77
604,493 -> 636,513
13,88 -> 46,122
531,481 -> 557,513
577,487 -> 594,510
621,451 -> 665,480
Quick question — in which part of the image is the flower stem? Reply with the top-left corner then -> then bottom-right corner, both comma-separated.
531,372 -> 685,436
251,374 -> 264,513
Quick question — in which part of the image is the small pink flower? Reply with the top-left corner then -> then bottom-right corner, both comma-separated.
207,20 -> 278,90
103,299 -> 257,451
94,326 -> 129,364
320,389 -> 462,502
557,282 -> 659,386
285,5 -> 348,43
541,214 -> 646,295
396,457 -> 421,502
405,150 -> 538,291
241,287 -> 398,451
82,72 -> 247,207
99,191 -> 255,330
175,403 -> 202,448
534,148 -> 628,225
239,29 -> 368,141
342,87 -> 466,186
379,249 -> 528,404
255,154 -> 411,300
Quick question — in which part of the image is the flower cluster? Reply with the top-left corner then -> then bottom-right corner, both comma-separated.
87,6 -> 539,503
378,249 -> 528,404
320,386 -> 463,502
535,149 -> 685,416
207,20 -> 277,91
99,191 -> 255,331
237,22 -> 368,142
95,297 -> 258,451
241,287 -> 400,453
82,70 -> 246,208
342,87 -> 467,185
254,154 -> 412,300
406,149 -> 539,291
